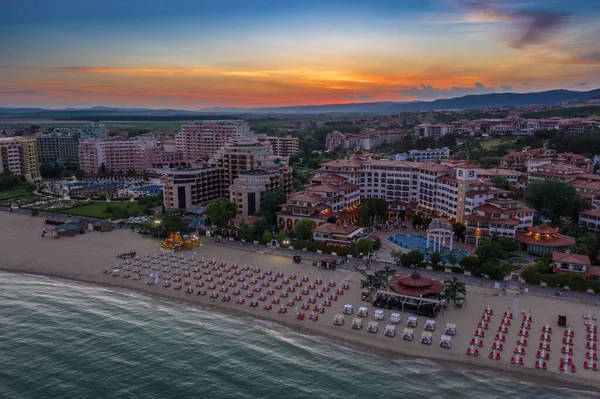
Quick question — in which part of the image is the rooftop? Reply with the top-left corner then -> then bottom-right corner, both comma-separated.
312,223 -> 362,235
552,252 -> 591,266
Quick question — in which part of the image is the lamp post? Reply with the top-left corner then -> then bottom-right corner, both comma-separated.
155,219 -> 161,239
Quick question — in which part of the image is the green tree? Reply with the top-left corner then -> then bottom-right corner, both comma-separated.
23,181 -> 37,194
459,255 -> 480,271
412,213 -> 423,228
237,220 -> 253,241
99,163 -> 107,177
205,198 -> 237,227
276,230 -> 287,244
353,238 -> 374,256
490,176 -> 512,191
74,169 -> 86,179
400,249 -> 425,269
263,190 -> 287,215
260,230 -> 273,245
525,179 -> 578,225
476,239 -> 502,262
97,192 -> 107,201
294,219 -> 316,240
448,253 -> 457,266
430,251 -> 442,266
572,233 -> 600,261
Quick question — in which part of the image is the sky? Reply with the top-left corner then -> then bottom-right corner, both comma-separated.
1,0 -> 599,109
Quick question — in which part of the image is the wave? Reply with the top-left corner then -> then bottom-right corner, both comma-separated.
0,271 -> 597,399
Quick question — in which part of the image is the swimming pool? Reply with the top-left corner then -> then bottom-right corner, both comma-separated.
131,185 -> 163,195
387,234 -> 469,263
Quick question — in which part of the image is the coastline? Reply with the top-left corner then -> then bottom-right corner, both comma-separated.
1,212 -> 600,393
2,268 -> 599,394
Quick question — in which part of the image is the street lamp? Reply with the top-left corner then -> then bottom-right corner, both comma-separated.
155,219 -> 161,239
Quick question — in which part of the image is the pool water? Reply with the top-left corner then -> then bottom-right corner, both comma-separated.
387,234 -> 469,263
131,185 -> 163,194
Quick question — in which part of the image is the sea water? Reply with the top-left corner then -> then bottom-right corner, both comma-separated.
0,271 -> 596,399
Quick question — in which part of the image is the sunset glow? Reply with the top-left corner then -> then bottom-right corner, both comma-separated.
1,0 -> 599,109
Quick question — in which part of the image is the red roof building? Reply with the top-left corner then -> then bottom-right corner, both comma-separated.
552,252 -> 600,280
387,272 -> 445,298
515,226 -> 575,256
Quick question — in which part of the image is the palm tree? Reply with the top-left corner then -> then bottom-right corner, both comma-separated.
383,265 -> 396,281
441,277 -> 467,305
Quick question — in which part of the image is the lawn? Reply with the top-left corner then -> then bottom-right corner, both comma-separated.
62,201 -> 148,218
0,187 -> 26,202
481,136 -> 519,150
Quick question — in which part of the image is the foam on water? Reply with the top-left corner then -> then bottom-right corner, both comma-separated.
0,271 -> 597,399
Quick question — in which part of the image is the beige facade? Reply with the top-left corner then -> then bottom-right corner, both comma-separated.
229,169 -> 291,216
0,137 -> 40,180
162,167 -> 228,210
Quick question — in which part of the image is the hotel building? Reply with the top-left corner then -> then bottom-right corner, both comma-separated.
162,167 -> 228,210
260,135 -> 299,157
35,131 -> 80,166
277,154 -> 534,235
0,137 -> 41,180
395,148 -> 450,162
176,120 -> 251,161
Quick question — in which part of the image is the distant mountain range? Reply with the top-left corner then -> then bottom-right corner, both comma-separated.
1,88 -> 599,118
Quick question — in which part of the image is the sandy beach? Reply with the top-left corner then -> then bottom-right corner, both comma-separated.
1,212 -> 599,391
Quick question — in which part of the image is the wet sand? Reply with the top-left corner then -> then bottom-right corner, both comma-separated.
1,212 -> 599,392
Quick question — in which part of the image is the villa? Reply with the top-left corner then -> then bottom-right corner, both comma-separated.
311,224 -> 364,248
552,252 -> 600,280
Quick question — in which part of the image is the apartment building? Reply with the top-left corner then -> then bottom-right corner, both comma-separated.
464,199 -> 536,245
324,130 -> 405,151
501,148 -> 593,173
528,164 -> 586,183
0,137 -> 40,180
276,177 -> 361,231
78,138 -> 157,176
260,135 -> 299,157
414,124 -> 452,138
395,148 -> 450,162
79,123 -> 107,140
176,120 -> 250,161
162,167 -> 228,210
35,132 -> 79,166
325,131 -> 348,151
229,169 -> 292,216
212,131 -> 290,182
578,209 -> 600,232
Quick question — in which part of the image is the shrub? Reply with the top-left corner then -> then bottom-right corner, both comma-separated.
451,266 -> 463,274
432,264 -> 445,272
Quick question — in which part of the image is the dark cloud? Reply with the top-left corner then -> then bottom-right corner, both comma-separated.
578,52 -> 600,62
347,94 -> 373,101
393,82 -> 511,101
0,89 -> 44,95
463,1 -> 570,48
575,82 -> 588,87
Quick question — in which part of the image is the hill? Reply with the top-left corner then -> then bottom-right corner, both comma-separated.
1,88 -> 599,119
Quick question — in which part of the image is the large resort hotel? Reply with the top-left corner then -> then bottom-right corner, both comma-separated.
276,154 -> 536,240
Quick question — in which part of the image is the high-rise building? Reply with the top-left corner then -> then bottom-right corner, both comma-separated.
78,138 -> 157,176
260,135 -> 299,157
176,120 -> 251,161
229,169 -> 292,216
35,132 -> 80,166
79,123 -> 108,140
0,137 -> 41,180
162,166 -> 228,210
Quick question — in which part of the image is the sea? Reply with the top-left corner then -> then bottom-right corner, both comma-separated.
0,271 -> 597,399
